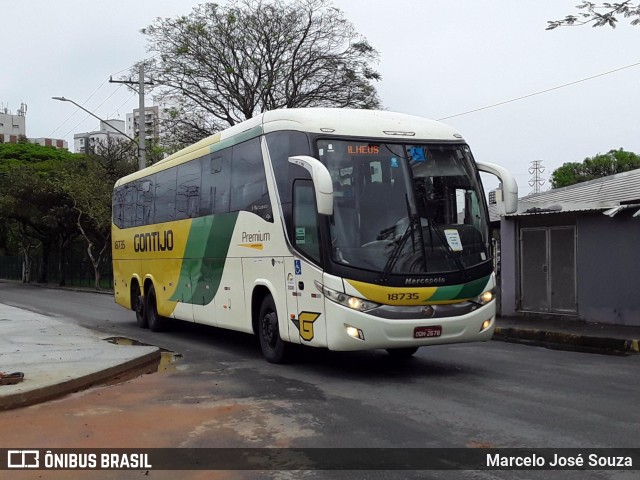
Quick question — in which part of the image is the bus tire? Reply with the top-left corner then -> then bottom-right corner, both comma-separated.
386,347 -> 419,358
146,284 -> 169,332
258,295 -> 288,364
133,285 -> 147,329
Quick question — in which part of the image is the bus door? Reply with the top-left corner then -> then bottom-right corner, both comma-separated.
287,180 -> 327,347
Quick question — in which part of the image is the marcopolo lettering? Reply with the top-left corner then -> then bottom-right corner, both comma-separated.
134,230 -> 174,253
404,277 -> 446,286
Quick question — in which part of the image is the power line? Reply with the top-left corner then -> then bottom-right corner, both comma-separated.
49,78 -> 110,137
60,85 -> 125,139
437,60 -> 640,121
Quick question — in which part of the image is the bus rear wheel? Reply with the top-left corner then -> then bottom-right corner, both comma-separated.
386,347 -> 419,358
146,284 -> 169,332
134,285 -> 147,328
258,296 -> 288,364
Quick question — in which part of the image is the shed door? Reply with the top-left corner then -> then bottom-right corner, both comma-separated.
520,226 -> 576,313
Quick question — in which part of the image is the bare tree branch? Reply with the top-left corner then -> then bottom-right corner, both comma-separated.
131,0 -> 381,149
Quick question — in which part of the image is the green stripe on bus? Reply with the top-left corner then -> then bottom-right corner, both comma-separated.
169,212 -> 239,305
428,275 -> 490,301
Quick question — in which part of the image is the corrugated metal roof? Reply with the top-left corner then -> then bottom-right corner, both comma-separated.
489,168 -> 640,219
520,168 -> 640,204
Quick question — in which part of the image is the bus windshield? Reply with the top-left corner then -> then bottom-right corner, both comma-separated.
317,140 -> 490,276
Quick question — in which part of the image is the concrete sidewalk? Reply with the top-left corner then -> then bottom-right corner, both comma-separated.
1,301 -> 638,412
0,303 -> 160,411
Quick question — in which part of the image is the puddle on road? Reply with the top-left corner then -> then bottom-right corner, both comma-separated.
104,336 -> 183,373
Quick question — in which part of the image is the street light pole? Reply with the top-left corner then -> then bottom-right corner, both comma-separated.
51,96 -> 140,166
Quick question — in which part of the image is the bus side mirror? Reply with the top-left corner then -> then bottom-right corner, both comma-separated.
288,155 -> 334,216
476,161 -> 518,214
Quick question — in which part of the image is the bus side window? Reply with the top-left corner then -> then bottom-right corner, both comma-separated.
200,151 -> 231,216
154,168 -> 177,224
133,180 -> 145,227
123,184 -> 136,228
293,180 -> 321,263
112,186 -> 125,228
141,177 -> 154,225
176,159 -> 202,220
230,138 -> 272,221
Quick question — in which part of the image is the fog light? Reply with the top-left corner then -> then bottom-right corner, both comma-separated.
345,324 -> 365,341
480,319 -> 492,332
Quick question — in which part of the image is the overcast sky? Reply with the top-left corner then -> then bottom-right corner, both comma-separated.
4,0 -> 640,195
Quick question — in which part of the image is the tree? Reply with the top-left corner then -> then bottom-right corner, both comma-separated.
550,148 -> 640,188
61,138 -> 137,290
547,1 -> 640,29
136,0 -> 382,149
0,143 -> 81,284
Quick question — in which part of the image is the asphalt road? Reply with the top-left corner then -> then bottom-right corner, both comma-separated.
0,282 -> 638,480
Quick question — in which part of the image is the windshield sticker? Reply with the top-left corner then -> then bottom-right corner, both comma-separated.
409,147 -> 426,163
444,229 -> 463,251
295,227 -> 306,245
390,157 -> 399,168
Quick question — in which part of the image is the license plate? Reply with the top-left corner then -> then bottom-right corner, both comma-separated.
414,326 -> 442,339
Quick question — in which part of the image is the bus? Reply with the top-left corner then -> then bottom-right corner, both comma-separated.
112,108 -> 517,363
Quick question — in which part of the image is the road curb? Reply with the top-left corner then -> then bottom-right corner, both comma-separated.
0,348 -> 161,411
493,327 -> 640,355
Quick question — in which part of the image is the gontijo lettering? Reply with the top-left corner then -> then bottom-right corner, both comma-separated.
133,230 -> 174,252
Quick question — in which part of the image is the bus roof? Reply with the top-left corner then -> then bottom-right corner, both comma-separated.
115,108 -> 462,187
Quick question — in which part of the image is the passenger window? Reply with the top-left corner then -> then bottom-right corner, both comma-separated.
141,177 -> 154,225
112,186 -> 126,228
200,152 -> 231,215
230,138 -> 272,221
293,181 -> 320,263
176,160 -> 201,220
123,184 -> 136,228
154,168 -> 177,223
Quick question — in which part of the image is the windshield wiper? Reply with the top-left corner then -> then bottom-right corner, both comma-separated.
380,195 -> 419,282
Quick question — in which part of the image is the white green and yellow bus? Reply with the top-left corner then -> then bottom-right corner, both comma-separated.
112,108 -> 517,363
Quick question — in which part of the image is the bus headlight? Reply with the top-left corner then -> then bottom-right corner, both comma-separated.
315,281 -> 380,312
472,289 -> 495,306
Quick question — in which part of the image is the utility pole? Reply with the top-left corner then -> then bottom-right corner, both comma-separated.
110,64 -> 153,170
528,160 -> 546,194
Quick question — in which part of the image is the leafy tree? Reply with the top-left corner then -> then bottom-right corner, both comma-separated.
61,137 -> 137,289
547,1 -> 640,29
135,0 -> 382,149
551,148 -> 640,188
0,143 -> 82,284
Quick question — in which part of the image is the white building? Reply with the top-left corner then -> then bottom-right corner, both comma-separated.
126,105 -> 159,144
73,119 -> 129,154
1,103 -> 67,149
0,104 -> 26,143
29,137 -> 68,149
126,96 -> 179,153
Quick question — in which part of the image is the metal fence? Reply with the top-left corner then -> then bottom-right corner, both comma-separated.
0,253 -> 113,290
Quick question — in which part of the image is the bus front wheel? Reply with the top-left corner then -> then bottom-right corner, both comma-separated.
258,296 -> 288,364
146,284 -> 169,332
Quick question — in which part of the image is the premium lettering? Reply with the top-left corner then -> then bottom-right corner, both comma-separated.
133,230 -> 174,252
242,231 -> 271,243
